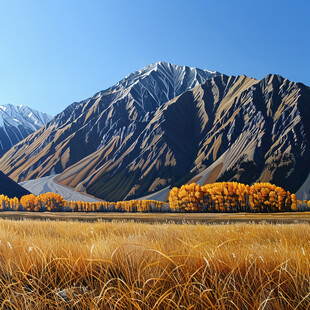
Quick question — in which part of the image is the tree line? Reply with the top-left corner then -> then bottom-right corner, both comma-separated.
0,181 -> 307,212
169,182 -> 299,212
0,192 -> 165,212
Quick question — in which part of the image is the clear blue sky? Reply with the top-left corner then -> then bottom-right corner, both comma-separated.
0,0 -> 309,115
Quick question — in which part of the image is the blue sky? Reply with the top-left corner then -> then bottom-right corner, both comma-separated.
0,0 -> 309,115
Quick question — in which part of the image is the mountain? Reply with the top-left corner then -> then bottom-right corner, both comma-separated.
0,104 -> 53,156
0,171 -> 30,199
0,62 -> 218,183
1,62 -> 310,201
57,73 -> 310,201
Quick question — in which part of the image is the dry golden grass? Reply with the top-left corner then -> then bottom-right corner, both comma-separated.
0,220 -> 309,309
1,211 -> 310,224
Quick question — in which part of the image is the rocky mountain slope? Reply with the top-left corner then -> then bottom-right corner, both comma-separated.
58,73 -> 310,201
0,104 -> 52,156
1,62 -> 310,201
0,62 -> 218,183
0,171 -> 30,199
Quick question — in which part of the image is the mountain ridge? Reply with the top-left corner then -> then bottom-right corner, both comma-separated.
0,104 -> 53,156
0,62 -> 219,183
1,62 -> 310,200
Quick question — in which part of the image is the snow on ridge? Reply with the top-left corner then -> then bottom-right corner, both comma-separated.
73,62 -> 220,120
0,104 -> 53,151
90,62 -> 220,115
0,104 -> 53,129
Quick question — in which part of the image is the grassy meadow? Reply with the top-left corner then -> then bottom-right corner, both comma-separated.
0,219 -> 309,309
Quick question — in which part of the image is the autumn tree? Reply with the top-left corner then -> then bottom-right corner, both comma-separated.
20,194 -> 37,211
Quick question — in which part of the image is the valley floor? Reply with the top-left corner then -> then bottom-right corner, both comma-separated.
0,219 -> 309,309
0,211 -> 310,224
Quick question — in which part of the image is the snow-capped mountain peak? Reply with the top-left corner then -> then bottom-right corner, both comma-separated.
91,61 -> 220,114
0,104 -> 53,155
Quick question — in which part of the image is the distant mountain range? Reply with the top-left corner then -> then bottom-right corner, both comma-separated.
1,61 -> 310,201
0,104 -> 52,156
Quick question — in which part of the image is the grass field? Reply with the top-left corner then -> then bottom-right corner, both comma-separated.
0,211 -> 310,224
0,219 -> 309,309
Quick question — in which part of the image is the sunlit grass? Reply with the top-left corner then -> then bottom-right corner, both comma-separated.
0,220 -> 309,309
